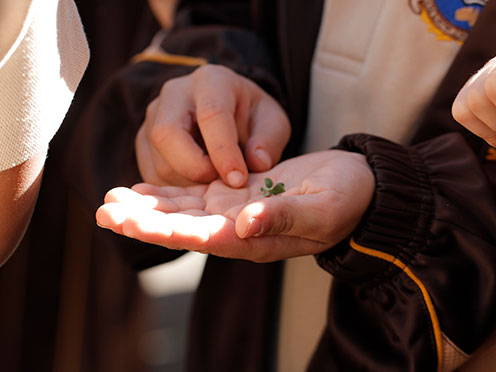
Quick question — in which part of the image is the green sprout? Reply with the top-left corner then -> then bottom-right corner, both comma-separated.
260,177 -> 285,197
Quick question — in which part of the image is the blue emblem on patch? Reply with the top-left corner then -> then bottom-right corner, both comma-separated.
410,0 -> 487,41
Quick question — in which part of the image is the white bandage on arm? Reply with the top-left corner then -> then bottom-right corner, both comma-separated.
0,0 -> 89,171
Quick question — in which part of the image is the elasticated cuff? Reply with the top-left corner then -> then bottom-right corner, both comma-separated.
316,134 -> 435,284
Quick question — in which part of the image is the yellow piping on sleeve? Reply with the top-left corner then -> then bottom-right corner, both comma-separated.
349,237 -> 443,372
130,30 -> 208,67
486,147 -> 496,161
131,51 -> 208,66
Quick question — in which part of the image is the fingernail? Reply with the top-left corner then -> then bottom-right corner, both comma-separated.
241,217 -> 264,239
227,170 -> 245,188
255,149 -> 271,169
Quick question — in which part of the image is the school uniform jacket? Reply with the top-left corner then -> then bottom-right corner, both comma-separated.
65,0 -> 496,371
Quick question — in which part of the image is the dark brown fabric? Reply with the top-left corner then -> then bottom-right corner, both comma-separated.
0,2 -> 160,372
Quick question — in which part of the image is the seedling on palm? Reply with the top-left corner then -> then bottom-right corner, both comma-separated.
260,177 -> 285,197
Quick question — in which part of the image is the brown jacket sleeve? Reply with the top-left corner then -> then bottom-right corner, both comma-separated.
314,132 -> 496,372
313,3 -> 496,370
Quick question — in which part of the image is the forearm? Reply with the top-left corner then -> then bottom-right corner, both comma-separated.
0,150 -> 45,265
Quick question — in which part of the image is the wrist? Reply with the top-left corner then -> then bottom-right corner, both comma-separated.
316,134 -> 433,283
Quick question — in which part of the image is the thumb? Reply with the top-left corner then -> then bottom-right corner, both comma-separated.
235,194 -> 327,240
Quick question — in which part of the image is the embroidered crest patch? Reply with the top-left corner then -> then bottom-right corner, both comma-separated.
409,0 -> 487,42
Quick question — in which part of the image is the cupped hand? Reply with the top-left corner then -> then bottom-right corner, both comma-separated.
136,64 -> 291,188
96,150 -> 375,262
452,56 -> 496,147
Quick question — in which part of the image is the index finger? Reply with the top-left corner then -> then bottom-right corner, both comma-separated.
194,68 -> 248,188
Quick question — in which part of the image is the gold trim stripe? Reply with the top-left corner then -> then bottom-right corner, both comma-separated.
486,147 -> 496,161
132,51 -> 208,66
349,237 -> 443,372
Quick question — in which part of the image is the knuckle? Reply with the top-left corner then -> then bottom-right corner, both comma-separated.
194,64 -> 231,79
485,74 -> 496,102
149,123 -> 171,149
279,111 -> 291,131
197,103 -> 229,127
278,113 -> 292,143
207,142 -> 228,157
155,162 -> 176,182
268,207 -> 294,235
466,87 -> 486,114
161,75 -> 185,93
145,98 -> 158,120
452,98 -> 472,124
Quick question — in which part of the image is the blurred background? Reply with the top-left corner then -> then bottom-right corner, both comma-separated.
138,252 -> 206,372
